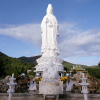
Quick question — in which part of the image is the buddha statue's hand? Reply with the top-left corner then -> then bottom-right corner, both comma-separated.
48,21 -> 53,27
48,24 -> 53,27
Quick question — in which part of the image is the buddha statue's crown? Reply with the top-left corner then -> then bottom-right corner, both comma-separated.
47,4 -> 53,10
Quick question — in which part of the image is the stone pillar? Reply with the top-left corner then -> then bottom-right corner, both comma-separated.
84,93 -> 88,100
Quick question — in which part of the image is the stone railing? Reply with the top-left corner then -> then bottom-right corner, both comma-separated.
0,93 -> 100,100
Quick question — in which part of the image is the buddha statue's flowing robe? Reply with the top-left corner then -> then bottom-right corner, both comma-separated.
41,14 -> 60,56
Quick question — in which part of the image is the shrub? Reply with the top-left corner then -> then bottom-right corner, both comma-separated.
26,71 -> 35,78
83,71 -> 87,73
85,68 -> 100,79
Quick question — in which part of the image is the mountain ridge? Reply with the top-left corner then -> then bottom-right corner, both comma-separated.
18,55 -> 41,64
18,55 -> 96,69
0,51 -> 34,77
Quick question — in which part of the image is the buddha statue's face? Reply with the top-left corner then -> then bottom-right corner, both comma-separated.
47,8 -> 53,15
47,4 -> 53,15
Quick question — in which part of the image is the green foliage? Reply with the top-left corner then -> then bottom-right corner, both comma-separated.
18,55 -> 41,64
0,51 -> 99,79
85,68 -> 100,79
26,71 -> 35,78
73,78 -> 76,80
83,71 -> 87,73
64,67 -> 68,71
62,61 -> 96,70
0,52 -> 34,78
98,62 -> 100,68
32,61 -> 37,66
18,55 -> 97,70
0,59 -> 5,76
62,61 -> 74,69
98,83 -> 100,87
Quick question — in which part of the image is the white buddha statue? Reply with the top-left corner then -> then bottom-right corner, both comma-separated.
41,4 -> 60,57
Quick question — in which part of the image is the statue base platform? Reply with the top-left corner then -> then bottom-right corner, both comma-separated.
39,81 -> 63,94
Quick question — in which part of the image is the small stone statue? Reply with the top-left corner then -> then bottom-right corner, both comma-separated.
28,81 -> 37,91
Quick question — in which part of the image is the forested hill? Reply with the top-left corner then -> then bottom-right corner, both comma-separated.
0,51 -> 97,78
0,52 -> 34,77
18,55 -> 41,64
18,55 -> 93,69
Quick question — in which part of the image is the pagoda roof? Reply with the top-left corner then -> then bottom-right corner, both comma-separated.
75,66 -> 83,70
72,65 -> 85,71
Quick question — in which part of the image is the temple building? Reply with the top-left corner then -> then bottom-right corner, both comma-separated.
70,65 -> 86,75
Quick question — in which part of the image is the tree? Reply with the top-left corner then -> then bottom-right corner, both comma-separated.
0,51 -> 34,77
85,68 -> 100,79
64,67 -> 68,72
0,60 -> 5,76
98,61 -> 100,68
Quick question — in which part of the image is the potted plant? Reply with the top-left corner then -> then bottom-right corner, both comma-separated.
35,76 -> 42,84
61,76 -> 68,84
61,76 -> 68,93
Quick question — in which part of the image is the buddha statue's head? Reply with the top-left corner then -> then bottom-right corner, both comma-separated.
47,4 -> 53,15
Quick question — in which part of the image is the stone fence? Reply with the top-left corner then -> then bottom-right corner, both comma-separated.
0,93 -> 100,100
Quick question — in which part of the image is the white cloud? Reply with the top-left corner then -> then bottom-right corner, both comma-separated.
0,23 -> 41,47
64,57 -> 98,66
58,23 -> 100,58
0,23 -> 100,63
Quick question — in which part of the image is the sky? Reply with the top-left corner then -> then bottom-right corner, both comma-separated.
0,0 -> 100,66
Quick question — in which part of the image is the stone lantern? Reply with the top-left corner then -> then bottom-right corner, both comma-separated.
7,73 -> 17,100
79,73 -> 90,100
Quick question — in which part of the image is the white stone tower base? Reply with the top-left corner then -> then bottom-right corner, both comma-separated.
39,81 -> 63,94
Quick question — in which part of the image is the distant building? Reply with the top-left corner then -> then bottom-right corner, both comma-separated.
70,65 -> 85,75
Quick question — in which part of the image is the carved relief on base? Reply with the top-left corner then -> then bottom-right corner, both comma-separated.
36,56 -> 63,64
35,56 -> 64,72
